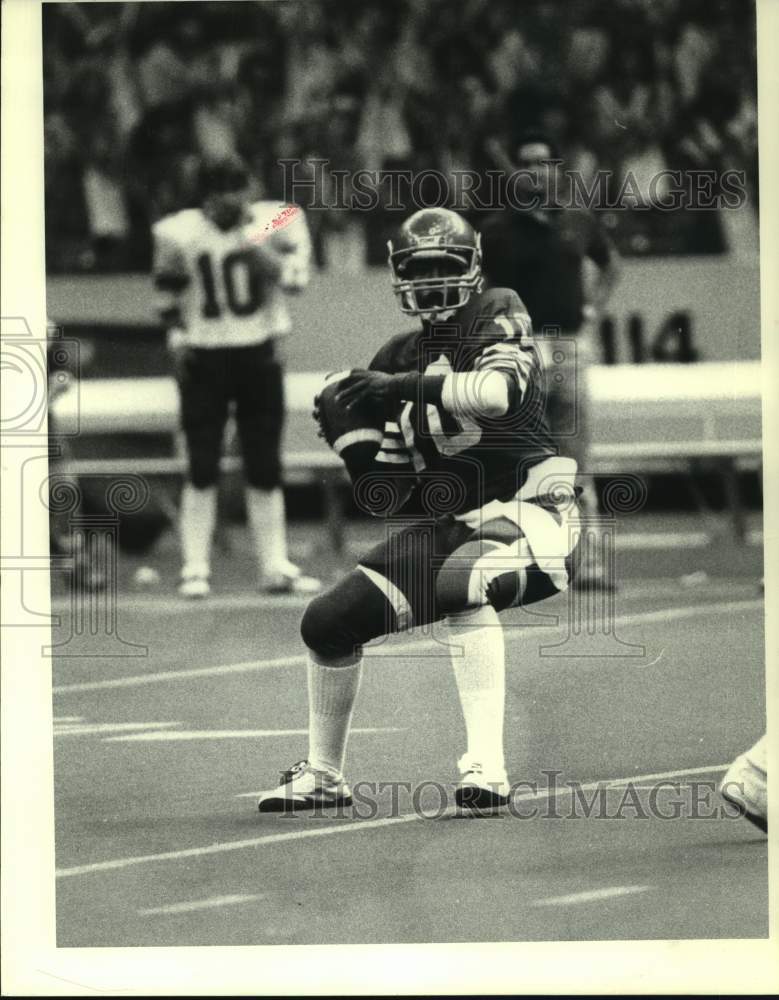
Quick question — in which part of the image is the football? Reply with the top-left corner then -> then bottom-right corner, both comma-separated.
314,370 -> 385,477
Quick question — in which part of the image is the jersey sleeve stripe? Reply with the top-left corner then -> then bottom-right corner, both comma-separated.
513,312 -> 532,337
375,450 -> 412,465
492,315 -> 516,340
480,342 -> 534,362
476,357 -> 528,395
477,347 -> 533,370
332,429 -> 384,455
490,312 -> 531,338
477,347 -> 534,378
477,355 -> 530,379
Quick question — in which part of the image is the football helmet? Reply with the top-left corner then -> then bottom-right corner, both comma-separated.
198,158 -> 250,198
388,208 -> 483,317
198,158 -> 251,231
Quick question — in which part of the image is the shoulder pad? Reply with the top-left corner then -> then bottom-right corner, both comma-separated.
478,286 -> 523,315
152,209 -> 203,244
369,329 -> 418,373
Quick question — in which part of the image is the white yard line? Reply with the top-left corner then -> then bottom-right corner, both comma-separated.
594,599 -> 761,629
598,763 -> 731,784
618,580 -> 754,600
52,598 -> 763,695
48,562 -> 763,616
532,885 -> 652,907
53,654 -> 306,694
51,592 -> 312,615
138,893 -> 264,916
54,721 -> 180,738
105,726 -> 403,743
616,533 -> 710,549
55,763 -> 730,880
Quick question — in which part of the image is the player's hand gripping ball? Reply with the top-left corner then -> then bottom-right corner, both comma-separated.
313,371 -> 385,450
313,370 -> 390,485
334,369 -> 400,410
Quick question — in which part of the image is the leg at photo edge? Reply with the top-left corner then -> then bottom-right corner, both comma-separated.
719,735 -> 768,833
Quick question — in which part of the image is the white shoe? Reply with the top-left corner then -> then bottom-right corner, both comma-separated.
257,760 -> 352,812
455,755 -> 510,810
178,571 -> 211,599
259,561 -> 321,595
720,752 -> 767,833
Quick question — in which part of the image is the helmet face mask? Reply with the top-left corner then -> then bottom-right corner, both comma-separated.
388,209 -> 483,318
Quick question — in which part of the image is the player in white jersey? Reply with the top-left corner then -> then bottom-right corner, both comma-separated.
152,159 -> 320,597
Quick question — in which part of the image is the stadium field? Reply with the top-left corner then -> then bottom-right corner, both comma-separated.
51,519 -> 766,947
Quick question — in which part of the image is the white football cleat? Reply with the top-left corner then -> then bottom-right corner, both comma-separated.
719,745 -> 767,833
178,571 -> 211,599
259,561 -> 321,595
257,760 -> 352,813
455,755 -> 510,810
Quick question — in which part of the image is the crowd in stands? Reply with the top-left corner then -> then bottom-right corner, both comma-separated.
43,0 -> 758,272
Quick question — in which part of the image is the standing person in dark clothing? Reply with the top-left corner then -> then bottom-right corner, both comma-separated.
481,132 -> 621,588
47,318 -> 106,594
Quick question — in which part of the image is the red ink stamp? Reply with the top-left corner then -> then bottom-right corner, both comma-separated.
246,204 -> 299,246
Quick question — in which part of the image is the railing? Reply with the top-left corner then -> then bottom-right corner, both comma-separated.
51,361 -> 763,547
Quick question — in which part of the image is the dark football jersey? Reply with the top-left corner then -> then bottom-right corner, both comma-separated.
368,286 -> 557,513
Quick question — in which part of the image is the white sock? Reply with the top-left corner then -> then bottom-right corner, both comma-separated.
307,654 -> 362,776
246,486 -> 290,579
745,734 -> 767,774
445,605 -> 506,774
179,483 -> 216,577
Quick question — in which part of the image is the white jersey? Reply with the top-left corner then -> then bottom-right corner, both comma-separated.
152,201 -> 311,348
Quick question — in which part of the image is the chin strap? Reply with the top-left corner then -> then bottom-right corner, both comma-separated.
421,307 -> 457,322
